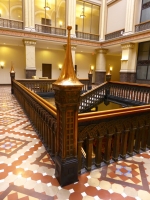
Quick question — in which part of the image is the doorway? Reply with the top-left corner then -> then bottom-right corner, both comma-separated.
42,64 -> 52,79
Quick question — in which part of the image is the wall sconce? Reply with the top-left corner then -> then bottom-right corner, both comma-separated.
91,65 -> 94,71
110,66 -> 113,72
59,21 -> 62,28
1,61 -> 4,69
58,64 -> 62,70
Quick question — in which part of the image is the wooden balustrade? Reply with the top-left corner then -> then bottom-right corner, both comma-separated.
13,80 -> 57,156
12,79 -> 150,177
78,105 -> 150,172
0,18 -> 23,29
79,81 -> 150,113
135,20 -> 150,32
105,29 -> 124,40
35,24 -> 66,36
76,31 -> 99,41
17,78 -> 91,95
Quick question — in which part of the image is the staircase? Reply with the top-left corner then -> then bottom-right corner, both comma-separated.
79,81 -> 150,113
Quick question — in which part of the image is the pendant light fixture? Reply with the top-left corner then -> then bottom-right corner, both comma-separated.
44,0 -> 50,10
80,1 -> 86,18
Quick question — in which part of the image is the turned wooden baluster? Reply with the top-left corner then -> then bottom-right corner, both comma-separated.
85,136 -> 94,171
103,133 -> 113,164
95,134 -> 104,167
120,129 -> 129,159
134,122 -> 143,153
112,129 -> 121,162
127,125 -> 136,156
77,140 -> 83,173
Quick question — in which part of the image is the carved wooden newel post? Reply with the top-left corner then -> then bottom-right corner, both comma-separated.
53,26 -> 83,187
10,64 -> 15,94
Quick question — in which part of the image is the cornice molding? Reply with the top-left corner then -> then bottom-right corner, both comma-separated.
107,0 -> 118,6
1,27 -> 150,50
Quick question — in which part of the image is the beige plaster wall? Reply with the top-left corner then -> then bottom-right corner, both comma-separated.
35,48 -> 65,79
75,52 -> 96,80
106,0 -> 127,33
0,46 -> 25,84
105,54 -> 121,81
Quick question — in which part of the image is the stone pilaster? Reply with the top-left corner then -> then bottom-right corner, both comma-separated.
23,40 -> 36,78
66,0 -> 76,37
124,0 -> 136,35
23,0 -> 35,31
99,0 -> 107,41
95,48 -> 108,84
120,43 -> 138,82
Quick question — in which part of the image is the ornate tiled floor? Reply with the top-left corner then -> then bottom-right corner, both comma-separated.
0,86 -> 150,200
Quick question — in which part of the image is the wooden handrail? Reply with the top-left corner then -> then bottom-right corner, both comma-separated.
105,28 -> 124,36
78,104 -> 150,122
109,81 -> 150,88
35,23 -> 66,30
135,20 -> 150,26
14,80 -> 57,116
75,30 -> 99,37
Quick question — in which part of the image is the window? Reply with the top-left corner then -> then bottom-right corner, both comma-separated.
0,0 -> 22,21
136,42 -> 150,80
140,0 -> 150,22
35,0 -> 66,28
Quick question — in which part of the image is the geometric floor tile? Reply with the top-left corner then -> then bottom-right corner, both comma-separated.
23,124 -> 35,131
105,160 -> 149,191
0,137 -> 29,157
0,117 -> 19,126
0,185 -> 53,200
32,152 -> 55,168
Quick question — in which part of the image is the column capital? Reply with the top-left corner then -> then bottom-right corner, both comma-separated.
63,44 -> 77,51
121,43 -> 135,50
96,48 -> 108,54
23,39 -> 36,46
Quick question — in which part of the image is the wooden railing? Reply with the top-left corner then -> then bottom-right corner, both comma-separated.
79,81 -> 150,113
0,18 -> 23,29
13,80 -> 57,156
76,31 -> 99,41
105,29 -> 124,40
17,78 -> 91,95
107,81 -> 150,105
35,24 -> 66,36
135,20 -> 150,32
77,105 -> 150,172
12,79 -> 150,177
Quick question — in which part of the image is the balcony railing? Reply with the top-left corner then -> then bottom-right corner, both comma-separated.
76,31 -> 99,41
0,18 -> 23,29
35,24 -> 66,36
105,29 -> 124,40
135,20 -> 150,32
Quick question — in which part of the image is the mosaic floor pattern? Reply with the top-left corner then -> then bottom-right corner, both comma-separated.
0,86 -> 150,200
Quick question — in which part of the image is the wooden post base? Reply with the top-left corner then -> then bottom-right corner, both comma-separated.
55,156 -> 78,187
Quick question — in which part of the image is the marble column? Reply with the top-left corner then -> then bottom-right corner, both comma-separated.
120,43 -> 138,82
23,40 -> 36,78
123,0 -> 136,35
95,48 -> 108,84
99,0 -> 107,41
66,0 -> 76,37
23,0 -> 35,31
